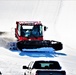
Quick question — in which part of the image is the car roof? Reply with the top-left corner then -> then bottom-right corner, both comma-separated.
30,60 -> 59,63
16,21 -> 42,25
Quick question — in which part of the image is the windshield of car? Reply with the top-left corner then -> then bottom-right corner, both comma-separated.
21,25 -> 43,37
33,61 -> 61,69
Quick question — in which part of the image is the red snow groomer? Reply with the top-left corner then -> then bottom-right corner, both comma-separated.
15,21 -> 63,51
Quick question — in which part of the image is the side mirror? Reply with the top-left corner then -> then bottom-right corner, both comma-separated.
44,26 -> 48,31
23,66 -> 28,69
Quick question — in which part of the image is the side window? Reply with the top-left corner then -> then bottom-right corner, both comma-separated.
18,24 -> 21,36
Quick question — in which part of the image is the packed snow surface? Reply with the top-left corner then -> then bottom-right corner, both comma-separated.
0,32 -> 76,75
0,0 -> 76,75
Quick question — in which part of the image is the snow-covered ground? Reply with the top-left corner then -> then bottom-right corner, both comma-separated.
0,31 -> 76,75
0,0 -> 76,75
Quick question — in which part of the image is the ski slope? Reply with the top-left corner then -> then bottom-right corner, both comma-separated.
0,0 -> 76,75
0,31 -> 76,75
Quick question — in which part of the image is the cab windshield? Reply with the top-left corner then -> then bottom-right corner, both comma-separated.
21,24 -> 43,37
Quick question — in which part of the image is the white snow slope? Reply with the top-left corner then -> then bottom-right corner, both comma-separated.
0,0 -> 76,75
0,32 -> 76,75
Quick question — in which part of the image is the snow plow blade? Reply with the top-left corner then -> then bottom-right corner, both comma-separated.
17,40 -> 63,51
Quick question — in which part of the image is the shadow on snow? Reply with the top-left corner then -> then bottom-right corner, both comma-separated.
10,47 -> 67,58
19,51 -> 67,58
